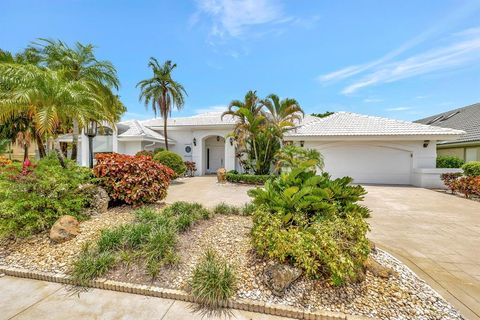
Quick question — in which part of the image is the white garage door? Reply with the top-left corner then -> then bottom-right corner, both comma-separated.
319,144 -> 412,185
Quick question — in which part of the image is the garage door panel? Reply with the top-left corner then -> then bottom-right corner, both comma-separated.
319,145 -> 412,185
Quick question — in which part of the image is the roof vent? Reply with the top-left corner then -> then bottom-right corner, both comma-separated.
439,111 -> 460,122
426,115 -> 444,125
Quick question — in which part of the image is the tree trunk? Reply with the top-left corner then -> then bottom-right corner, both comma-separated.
23,144 -> 28,162
35,133 -> 47,158
53,139 -> 67,169
60,142 -> 68,157
71,120 -> 79,160
163,115 -> 169,151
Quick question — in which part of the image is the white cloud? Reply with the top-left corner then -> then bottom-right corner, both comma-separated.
194,104 -> 227,114
193,0 -> 287,38
385,107 -> 412,112
341,34 -> 480,94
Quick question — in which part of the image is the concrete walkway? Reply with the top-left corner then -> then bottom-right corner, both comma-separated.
166,176 -> 253,208
364,185 -> 480,320
0,275 -> 290,320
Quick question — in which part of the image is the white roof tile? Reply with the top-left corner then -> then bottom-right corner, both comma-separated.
141,112 -> 236,127
118,120 -> 174,143
285,112 -> 465,137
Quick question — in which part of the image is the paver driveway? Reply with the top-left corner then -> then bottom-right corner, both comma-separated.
364,185 -> 480,320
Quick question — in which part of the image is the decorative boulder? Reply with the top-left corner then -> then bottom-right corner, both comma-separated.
217,168 -> 227,184
264,263 -> 302,296
78,184 -> 109,215
49,215 -> 80,243
363,257 -> 397,278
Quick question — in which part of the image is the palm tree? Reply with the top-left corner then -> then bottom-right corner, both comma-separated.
262,94 -> 304,135
33,39 -> 123,160
0,48 -> 47,158
0,63 -> 102,167
137,58 -> 187,150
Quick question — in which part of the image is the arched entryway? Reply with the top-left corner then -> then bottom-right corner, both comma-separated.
203,135 -> 225,174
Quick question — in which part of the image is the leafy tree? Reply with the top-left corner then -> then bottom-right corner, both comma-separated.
33,39 -> 124,160
137,58 -> 187,150
311,111 -> 334,118
0,63 -> 102,166
223,91 -> 304,175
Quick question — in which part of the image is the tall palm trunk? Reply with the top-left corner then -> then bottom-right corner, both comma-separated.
53,139 -> 67,169
160,93 -> 169,150
23,144 -> 28,162
71,120 -> 79,160
34,132 -> 46,158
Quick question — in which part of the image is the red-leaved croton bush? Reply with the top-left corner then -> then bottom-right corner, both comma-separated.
93,153 -> 175,205
441,172 -> 480,199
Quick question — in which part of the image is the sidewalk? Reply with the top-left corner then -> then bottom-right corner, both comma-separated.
0,275 -> 290,320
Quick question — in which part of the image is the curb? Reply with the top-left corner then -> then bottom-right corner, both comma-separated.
0,265 -> 372,320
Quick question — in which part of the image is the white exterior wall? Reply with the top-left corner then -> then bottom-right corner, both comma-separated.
118,141 -> 142,155
303,140 -> 438,187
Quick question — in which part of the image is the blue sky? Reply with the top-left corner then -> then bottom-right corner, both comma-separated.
1,0 -> 479,121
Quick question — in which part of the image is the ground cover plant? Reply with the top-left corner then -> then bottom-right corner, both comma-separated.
71,202 -> 211,285
189,248 -> 237,310
248,159 -> 370,285
93,153 -> 174,205
0,155 -> 93,238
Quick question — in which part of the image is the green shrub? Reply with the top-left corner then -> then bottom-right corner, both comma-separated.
252,208 -> 369,285
225,172 -> 273,185
94,153 -> 174,205
189,249 -> 236,309
213,202 -> 240,215
436,155 -> 464,168
0,155 -> 93,238
135,150 -> 154,157
248,159 -> 370,285
248,160 -> 370,221
462,161 -> 480,176
153,151 -> 187,178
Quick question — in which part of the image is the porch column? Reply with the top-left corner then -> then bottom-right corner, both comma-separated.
224,137 -> 235,171
192,136 -> 203,176
112,125 -> 118,153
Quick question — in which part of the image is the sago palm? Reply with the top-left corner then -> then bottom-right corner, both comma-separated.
137,58 -> 187,150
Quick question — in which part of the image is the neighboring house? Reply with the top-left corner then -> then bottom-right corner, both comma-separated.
77,111 -> 464,188
415,103 -> 480,162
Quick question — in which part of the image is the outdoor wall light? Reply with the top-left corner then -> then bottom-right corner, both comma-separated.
193,138 -> 197,146
300,140 -> 305,147
423,140 -> 430,148
85,120 -> 98,168
229,137 -> 234,146
216,136 -> 220,142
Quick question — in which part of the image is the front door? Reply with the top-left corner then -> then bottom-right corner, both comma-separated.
206,146 -> 224,173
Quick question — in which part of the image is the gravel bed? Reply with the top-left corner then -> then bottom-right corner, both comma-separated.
0,205 -> 143,274
0,211 -> 465,320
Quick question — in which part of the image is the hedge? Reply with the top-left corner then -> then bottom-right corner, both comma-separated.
226,172 -> 273,185
462,161 -> 480,177
436,155 -> 464,168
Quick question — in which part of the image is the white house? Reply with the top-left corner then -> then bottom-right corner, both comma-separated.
78,111 -> 464,188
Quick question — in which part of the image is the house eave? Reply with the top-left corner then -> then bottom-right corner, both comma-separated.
284,134 -> 464,142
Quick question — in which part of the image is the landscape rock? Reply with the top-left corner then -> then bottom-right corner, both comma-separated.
364,256 -> 397,278
216,168 -> 227,183
49,215 -> 80,243
79,184 -> 109,214
264,263 -> 302,296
